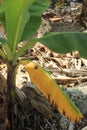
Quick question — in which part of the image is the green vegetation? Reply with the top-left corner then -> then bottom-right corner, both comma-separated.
0,0 -> 86,129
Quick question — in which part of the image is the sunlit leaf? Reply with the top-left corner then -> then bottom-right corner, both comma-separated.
4,0 -> 35,52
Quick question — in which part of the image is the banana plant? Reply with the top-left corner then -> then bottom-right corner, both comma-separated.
0,0 -> 86,129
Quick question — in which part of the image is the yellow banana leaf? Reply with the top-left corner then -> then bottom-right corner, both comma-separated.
21,61 -> 83,123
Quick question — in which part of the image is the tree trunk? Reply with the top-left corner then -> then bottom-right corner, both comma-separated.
6,62 -> 16,130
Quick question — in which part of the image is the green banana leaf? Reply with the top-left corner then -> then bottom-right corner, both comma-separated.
39,32 -> 87,58
21,0 -> 49,41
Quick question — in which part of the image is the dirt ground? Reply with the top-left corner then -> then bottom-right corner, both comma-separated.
0,1 -> 87,130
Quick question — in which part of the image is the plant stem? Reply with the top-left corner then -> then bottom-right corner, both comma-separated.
6,62 -> 16,130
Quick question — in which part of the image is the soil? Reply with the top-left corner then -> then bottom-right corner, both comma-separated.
0,1 -> 87,130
